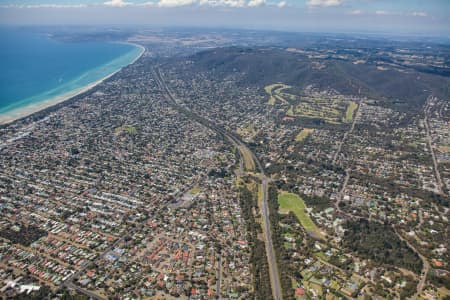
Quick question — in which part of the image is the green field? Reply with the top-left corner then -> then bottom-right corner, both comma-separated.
295,128 -> 314,142
344,101 -> 358,123
278,192 -> 324,239
238,145 -> 256,171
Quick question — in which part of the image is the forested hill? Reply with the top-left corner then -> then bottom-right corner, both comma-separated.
186,47 -> 450,110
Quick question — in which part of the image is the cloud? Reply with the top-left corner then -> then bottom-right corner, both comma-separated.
137,1 -> 156,6
0,4 -> 88,8
103,0 -> 132,7
375,10 -> 390,15
348,9 -> 363,15
157,0 -> 196,7
198,0 -> 246,7
306,0 -> 342,7
0,0 -> 289,9
410,11 -> 427,17
276,1 -> 287,8
373,10 -> 428,17
248,0 -> 265,7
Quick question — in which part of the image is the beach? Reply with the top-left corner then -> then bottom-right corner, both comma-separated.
0,43 -> 145,125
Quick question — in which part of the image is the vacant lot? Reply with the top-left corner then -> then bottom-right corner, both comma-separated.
295,128 -> 314,142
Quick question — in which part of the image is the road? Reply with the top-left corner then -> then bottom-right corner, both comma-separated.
216,252 -> 222,300
154,68 -> 283,300
335,168 -> 350,215
65,282 -> 105,300
393,227 -> 430,299
261,177 -> 282,300
423,96 -> 444,195
62,195 -> 163,297
332,101 -> 360,164
61,228 -> 132,299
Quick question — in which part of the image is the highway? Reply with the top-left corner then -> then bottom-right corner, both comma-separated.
154,67 -> 282,300
423,96 -> 444,195
64,282 -> 105,300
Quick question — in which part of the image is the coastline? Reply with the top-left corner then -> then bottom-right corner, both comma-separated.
0,43 -> 145,125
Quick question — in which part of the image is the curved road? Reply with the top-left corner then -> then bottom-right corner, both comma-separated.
154,68 -> 282,300
393,227 -> 429,299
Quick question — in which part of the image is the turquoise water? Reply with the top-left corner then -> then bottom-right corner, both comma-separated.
0,28 -> 142,115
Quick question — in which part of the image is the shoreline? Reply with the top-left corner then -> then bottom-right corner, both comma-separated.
0,43 -> 145,125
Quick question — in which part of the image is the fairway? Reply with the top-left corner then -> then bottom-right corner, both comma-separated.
344,101 -> 358,123
278,192 -> 324,239
286,106 -> 295,116
264,83 -> 292,105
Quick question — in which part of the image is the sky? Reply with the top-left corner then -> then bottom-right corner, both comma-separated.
0,0 -> 449,36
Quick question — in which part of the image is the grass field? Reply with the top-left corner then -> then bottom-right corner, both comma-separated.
344,101 -> 358,123
258,184 -> 263,207
115,125 -> 137,135
295,128 -> 314,142
238,145 -> 256,171
438,287 -> 450,299
189,187 -> 201,195
438,145 -> 450,154
278,192 -> 324,239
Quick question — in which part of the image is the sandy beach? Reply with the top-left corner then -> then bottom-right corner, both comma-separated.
0,43 -> 145,125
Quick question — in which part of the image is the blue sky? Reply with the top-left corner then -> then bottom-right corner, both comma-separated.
0,0 -> 449,35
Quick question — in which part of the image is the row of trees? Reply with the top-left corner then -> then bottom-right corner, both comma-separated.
267,185 -> 296,300
239,185 -> 273,300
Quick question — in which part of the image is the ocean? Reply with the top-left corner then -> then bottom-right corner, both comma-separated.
0,28 -> 142,118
